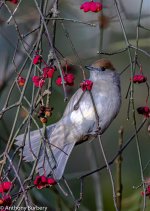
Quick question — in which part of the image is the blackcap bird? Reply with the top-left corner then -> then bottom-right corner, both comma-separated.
15,58 -> 121,180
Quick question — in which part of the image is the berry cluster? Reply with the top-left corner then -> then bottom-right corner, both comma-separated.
33,55 -> 43,65
34,175 -> 56,189
137,106 -> 150,118
32,54 -> 56,88
32,76 -> 45,88
0,195 -> 12,208
80,79 -> 93,91
141,185 -> 150,197
17,76 -> 26,87
38,106 -> 54,124
0,181 -> 12,193
130,66 -> 149,118
43,67 -> 55,78
131,74 -> 147,84
0,181 -> 12,209
56,73 -> 75,86
80,1 -> 103,13
7,0 -> 18,4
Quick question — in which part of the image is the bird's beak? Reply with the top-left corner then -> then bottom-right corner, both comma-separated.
85,65 -> 94,71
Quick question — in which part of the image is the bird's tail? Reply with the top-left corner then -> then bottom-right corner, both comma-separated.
15,124 -> 75,180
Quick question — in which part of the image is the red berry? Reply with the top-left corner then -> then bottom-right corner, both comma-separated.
56,77 -> 62,86
33,176 -> 41,185
34,175 -> 49,189
45,107 -> 53,117
43,67 -> 55,78
0,181 -> 12,193
41,176 -> 47,184
2,195 -> 12,206
32,76 -> 45,88
3,182 -> 12,192
80,2 -> 90,12
137,106 -> 150,118
0,198 -> 4,205
33,55 -> 42,65
80,1 -> 102,13
80,79 -> 93,91
17,76 -> 25,87
65,73 -> 75,86
40,117 -> 47,124
56,73 -> 75,87
7,0 -> 18,4
47,178 -> 57,186
131,74 -> 147,83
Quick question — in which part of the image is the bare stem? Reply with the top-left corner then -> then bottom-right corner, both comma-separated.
115,127 -> 123,211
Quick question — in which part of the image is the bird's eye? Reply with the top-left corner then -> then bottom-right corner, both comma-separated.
101,67 -> 106,71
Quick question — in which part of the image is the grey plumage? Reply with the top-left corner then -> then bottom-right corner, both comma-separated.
15,59 -> 121,181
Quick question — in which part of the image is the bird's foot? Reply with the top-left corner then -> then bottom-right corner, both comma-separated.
87,127 -> 102,137
74,199 -> 81,209
95,127 -> 102,135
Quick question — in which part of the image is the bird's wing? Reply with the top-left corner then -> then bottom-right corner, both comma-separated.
63,88 -> 84,117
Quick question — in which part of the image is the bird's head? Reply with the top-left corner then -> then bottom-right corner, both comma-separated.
85,58 -> 118,82
85,58 -> 115,72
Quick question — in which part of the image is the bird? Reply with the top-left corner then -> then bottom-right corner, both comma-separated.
15,58 -> 121,181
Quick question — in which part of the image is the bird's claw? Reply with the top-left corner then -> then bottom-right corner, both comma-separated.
74,199 -> 81,209
87,127 -> 102,137
95,127 -> 102,135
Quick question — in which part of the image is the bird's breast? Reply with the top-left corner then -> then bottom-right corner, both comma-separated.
70,81 -> 121,135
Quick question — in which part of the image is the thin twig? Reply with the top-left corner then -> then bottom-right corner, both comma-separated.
115,127 -> 123,211
98,135 -> 118,211
45,17 -> 96,27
